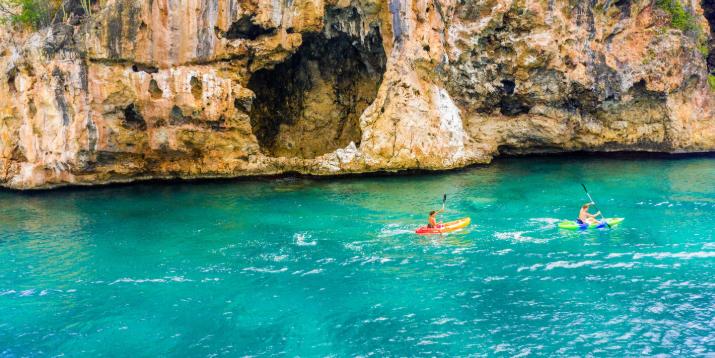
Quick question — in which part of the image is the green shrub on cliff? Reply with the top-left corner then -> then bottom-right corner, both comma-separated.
0,0 -> 100,29
708,75 -> 715,91
656,0 -> 697,32
0,0 -> 54,28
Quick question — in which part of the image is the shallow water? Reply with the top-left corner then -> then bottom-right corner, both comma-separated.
1,156 -> 714,356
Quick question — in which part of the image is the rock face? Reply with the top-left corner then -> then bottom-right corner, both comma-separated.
1,0 -> 714,189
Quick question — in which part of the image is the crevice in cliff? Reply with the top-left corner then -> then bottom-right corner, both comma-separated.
247,25 -> 386,159
225,15 -> 276,40
7,68 -> 17,93
702,0 -> 715,74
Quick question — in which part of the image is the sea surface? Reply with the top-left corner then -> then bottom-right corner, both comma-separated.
1,155 -> 714,356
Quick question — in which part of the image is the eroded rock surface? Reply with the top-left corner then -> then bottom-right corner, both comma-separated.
1,0 -> 714,189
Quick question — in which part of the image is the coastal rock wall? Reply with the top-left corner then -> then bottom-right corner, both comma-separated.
1,0 -> 714,189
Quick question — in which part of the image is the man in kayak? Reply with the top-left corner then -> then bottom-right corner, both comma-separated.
428,208 -> 444,228
577,202 -> 601,225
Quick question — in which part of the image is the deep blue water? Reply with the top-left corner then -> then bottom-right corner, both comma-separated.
1,156 -> 714,356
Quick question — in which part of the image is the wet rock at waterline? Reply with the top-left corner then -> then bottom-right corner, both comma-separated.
1,0 -> 714,189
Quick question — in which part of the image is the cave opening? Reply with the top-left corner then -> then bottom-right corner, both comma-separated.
247,27 -> 386,159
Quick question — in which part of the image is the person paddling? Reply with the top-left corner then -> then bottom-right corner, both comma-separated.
577,202 -> 601,225
428,208 -> 444,228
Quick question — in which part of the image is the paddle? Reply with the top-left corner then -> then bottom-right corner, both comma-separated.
442,193 -> 447,210
581,183 -> 611,228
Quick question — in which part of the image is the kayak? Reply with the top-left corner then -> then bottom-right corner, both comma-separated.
416,217 -> 471,235
557,218 -> 624,230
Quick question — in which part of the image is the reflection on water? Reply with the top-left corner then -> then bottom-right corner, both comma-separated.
0,156 -> 713,356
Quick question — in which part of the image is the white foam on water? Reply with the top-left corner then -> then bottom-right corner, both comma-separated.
360,256 -> 392,265
544,260 -> 601,270
432,317 -> 456,325
517,264 -> 543,272
494,231 -> 547,244
293,232 -> 316,246
0,290 -> 16,296
343,242 -> 364,251
379,224 -> 414,238
168,276 -> 192,282
605,252 -> 632,259
484,276 -> 507,283
301,269 -> 323,276
601,262 -> 637,269
494,248 -> 513,255
423,332 -> 454,340
529,218 -> 561,228
242,267 -> 288,274
109,278 -> 165,285
633,252 -> 715,260
362,317 -> 389,324
647,302 -> 666,314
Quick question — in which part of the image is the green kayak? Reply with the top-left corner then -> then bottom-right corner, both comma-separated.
558,218 -> 624,230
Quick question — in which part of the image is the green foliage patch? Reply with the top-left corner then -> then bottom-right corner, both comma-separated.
0,0 -> 99,29
0,0 -> 63,29
655,0 -> 698,32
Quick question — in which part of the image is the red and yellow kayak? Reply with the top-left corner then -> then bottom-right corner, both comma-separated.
415,217 -> 471,235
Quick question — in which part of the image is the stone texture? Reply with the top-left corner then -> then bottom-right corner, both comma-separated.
0,0 -> 714,189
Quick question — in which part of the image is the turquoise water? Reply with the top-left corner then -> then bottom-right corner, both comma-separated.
1,156 -> 714,356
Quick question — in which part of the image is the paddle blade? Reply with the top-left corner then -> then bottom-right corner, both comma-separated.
581,183 -> 588,193
443,194 -> 447,203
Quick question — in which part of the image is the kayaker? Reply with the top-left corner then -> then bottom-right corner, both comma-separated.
428,208 -> 444,228
577,202 -> 601,225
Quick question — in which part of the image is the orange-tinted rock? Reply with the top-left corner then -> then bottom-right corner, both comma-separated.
0,0 -> 713,189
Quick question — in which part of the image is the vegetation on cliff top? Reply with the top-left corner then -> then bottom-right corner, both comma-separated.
655,0 -> 710,60
655,0 -> 698,32
0,0 -> 98,29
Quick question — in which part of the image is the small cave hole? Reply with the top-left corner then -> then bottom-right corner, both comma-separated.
501,79 -> 515,95
7,68 -> 17,93
123,104 -> 147,130
131,63 -> 159,74
226,15 -> 275,40
500,96 -> 531,116
170,105 -> 186,125
190,76 -> 202,101
247,28 -> 387,159
149,79 -> 163,99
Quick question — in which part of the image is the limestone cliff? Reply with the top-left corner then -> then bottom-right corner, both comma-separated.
1,0 -> 714,189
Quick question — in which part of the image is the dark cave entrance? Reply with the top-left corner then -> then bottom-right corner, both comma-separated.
247,26 -> 386,159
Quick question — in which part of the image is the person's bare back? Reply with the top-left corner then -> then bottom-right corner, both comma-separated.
428,208 -> 444,228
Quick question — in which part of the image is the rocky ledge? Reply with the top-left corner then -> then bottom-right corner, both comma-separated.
1,0 -> 714,189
